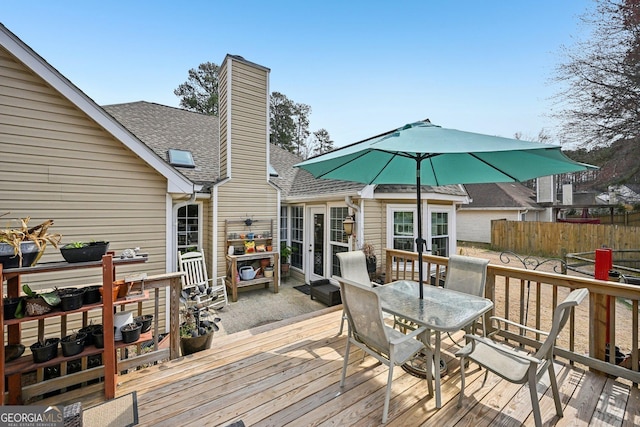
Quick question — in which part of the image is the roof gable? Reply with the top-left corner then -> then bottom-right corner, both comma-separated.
0,24 -> 193,194
462,182 -> 541,209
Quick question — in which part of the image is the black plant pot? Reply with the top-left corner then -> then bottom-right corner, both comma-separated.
121,322 -> 142,344
79,324 -> 102,346
180,331 -> 214,356
3,297 -> 22,320
134,314 -> 153,333
83,285 -> 101,304
92,327 -> 105,349
61,333 -> 87,357
30,338 -> 60,363
58,289 -> 85,311
60,241 -> 109,263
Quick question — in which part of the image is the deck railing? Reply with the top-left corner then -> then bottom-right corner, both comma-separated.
385,248 -> 640,384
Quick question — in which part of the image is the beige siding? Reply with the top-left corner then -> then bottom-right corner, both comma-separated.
457,210 -> 521,243
361,198 -> 384,260
215,56 -> 277,276
0,47 -> 169,338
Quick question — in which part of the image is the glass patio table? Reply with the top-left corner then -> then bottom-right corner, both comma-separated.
373,280 -> 494,408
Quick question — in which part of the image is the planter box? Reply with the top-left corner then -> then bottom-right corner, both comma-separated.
0,241 -> 41,269
60,241 -> 109,263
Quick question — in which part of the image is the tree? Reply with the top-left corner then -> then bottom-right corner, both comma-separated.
553,0 -> 640,148
292,103 -> 311,156
269,92 -> 296,152
174,62 -> 220,115
310,129 -> 335,157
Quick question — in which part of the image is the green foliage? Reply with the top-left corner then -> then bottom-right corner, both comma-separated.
280,245 -> 293,262
174,62 -> 220,116
270,92 -> 296,151
310,128 -> 335,157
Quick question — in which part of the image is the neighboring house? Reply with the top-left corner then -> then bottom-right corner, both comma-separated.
0,23 -> 470,307
457,183 -> 544,244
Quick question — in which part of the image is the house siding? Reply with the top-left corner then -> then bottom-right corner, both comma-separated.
0,46 -> 169,338
457,210 -> 522,243
215,56 -> 277,278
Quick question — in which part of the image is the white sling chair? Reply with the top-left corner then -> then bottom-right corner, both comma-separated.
336,251 -> 377,335
338,277 -> 428,424
456,287 -> 588,427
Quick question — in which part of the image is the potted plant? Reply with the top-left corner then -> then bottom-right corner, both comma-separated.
21,284 -> 60,317
0,217 -> 62,269
361,242 -> 377,274
179,305 -> 220,356
60,241 -> 110,263
280,245 -> 293,274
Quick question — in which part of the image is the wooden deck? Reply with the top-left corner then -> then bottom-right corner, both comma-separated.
36,307 -> 640,426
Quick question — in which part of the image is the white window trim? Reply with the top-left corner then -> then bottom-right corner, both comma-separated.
386,204 -> 419,252
173,201 -> 203,254
427,204 -> 455,256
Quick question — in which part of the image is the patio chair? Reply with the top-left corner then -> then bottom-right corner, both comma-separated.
338,277 -> 429,424
456,287 -> 588,427
336,251 -> 378,335
443,254 -> 490,337
178,251 -> 228,312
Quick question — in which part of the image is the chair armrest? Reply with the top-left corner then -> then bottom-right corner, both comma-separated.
390,326 -> 428,345
462,334 -> 543,365
489,316 -> 550,337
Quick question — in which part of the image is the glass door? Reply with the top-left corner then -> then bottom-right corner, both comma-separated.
307,207 -> 326,283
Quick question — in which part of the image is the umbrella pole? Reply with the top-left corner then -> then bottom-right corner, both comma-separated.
416,158 -> 425,299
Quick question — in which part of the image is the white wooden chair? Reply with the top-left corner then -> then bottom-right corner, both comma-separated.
178,251 -> 228,312
338,277 -> 429,424
456,288 -> 588,427
336,251 -> 378,335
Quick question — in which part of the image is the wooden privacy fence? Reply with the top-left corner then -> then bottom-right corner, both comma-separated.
491,219 -> 640,258
384,248 -> 640,385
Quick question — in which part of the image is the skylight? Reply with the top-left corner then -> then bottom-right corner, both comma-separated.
168,149 -> 195,168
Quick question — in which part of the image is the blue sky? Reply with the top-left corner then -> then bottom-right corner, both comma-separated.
3,1 -> 593,147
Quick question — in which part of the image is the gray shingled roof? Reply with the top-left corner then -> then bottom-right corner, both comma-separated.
461,183 -> 542,209
102,101 -> 467,200
103,102 -> 219,188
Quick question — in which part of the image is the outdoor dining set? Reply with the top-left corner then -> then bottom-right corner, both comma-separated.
333,250 -> 588,426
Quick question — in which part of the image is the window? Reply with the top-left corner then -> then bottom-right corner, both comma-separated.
168,149 -> 195,168
177,203 -> 200,254
430,210 -> 450,257
330,207 -> 349,244
280,206 -> 288,242
330,206 -> 350,275
290,206 -> 303,269
392,209 -> 416,251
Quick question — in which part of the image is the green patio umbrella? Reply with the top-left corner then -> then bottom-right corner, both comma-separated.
295,120 -> 597,298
